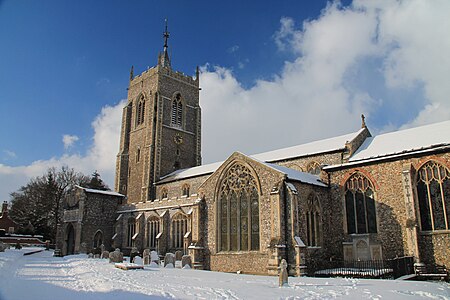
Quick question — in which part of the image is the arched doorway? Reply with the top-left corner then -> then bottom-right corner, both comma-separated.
66,223 -> 75,255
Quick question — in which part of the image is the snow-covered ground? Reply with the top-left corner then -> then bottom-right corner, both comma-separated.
0,248 -> 449,300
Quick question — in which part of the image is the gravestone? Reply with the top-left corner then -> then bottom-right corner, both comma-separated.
279,259 -> 288,287
133,256 -> 143,265
130,247 -> 140,263
150,251 -> 160,264
142,249 -> 150,265
181,255 -> 192,269
100,244 -> 105,253
164,253 -> 175,267
88,253 -> 94,259
101,250 -> 110,259
0,241 -> 6,252
175,250 -> 183,261
109,248 -> 124,263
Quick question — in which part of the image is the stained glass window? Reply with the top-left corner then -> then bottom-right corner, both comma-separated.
417,161 -> 450,231
218,163 -> 260,252
344,173 -> 377,234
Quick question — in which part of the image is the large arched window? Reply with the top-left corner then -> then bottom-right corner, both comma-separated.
171,213 -> 188,249
218,163 -> 260,252
307,161 -> 321,175
417,161 -> 450,231
136,96 -> 145,126
127,217 -> 136,247
304,193 -> 321,247
344,173 -> 377,234
147,216 -> 160,249
171,93 -> 182,127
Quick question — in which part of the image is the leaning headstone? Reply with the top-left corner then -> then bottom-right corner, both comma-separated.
143,249 -> 150,265
175,250 -> 183,261
133,256 -> 143,265
88,253 -> 94,259
109,248 -> 124,263
101,250 -> 110,259
164,253 -> 175,267
279,259 -> 288,287
150,251 -> 160,264
181,255 -> 192,269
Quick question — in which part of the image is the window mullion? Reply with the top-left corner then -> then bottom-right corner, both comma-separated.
353,192 -> 358,234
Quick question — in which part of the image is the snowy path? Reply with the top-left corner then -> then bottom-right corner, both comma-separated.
0,248 -> 449,300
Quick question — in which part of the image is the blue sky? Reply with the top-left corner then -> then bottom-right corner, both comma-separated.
1,0 -> 449,200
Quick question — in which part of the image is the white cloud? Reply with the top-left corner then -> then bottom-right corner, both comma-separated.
1,0 -> 450,201
62,134 -> 79,150
200,0 -> 450,163
0,100 -> 125,201
3,150 -> 17,159
228,45 -> 239,53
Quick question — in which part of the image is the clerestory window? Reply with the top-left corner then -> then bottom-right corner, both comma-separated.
344,173 -> 377,234
417,161 -> 450,231
307,161 -> 321,175
218,163 -> 260,252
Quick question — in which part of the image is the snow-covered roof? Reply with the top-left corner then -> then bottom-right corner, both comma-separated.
349,120 -> 450,163
157,161 -> 223,184
76,186 -> 124,197
267,163 -> 327,187
252,129 -> 364,162
158,129 -> 363,184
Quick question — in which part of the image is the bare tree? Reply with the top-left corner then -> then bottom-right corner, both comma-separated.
9,166 -> 89,242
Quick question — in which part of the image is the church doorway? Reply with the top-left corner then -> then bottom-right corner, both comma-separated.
66,223 -> 75,255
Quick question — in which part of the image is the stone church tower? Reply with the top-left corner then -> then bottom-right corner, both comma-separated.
115,23 -> 201,203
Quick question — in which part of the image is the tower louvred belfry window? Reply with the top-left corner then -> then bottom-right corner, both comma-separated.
171,93 -> 182,127
344,173 -> 377,234
417,161 -> 450,231
218,163 -> 260,252
136,96 -> 145,126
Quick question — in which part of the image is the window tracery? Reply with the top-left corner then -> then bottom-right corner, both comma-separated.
171,93 -> 182,127
147,216 -> 160,249
307,161 -> 321,175
417,161 -> 450,231
218,163 -> 259,252
161,188 -> 168,199
304,193 -> 321,247
136,96 -> 145,126
344,173 -> 377,234
182,184 -> 190,197
171,213 -> 187,249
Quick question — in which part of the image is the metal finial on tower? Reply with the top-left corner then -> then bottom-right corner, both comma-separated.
361,114 -> 366,128
160,18 -> 171,68
130,65 -> 134,81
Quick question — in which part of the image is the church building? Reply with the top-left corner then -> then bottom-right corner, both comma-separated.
57,26 -> 450,276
